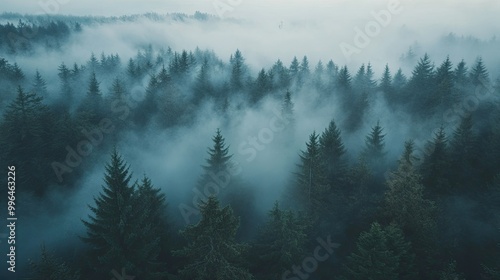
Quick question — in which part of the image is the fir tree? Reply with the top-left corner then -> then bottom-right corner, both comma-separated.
421,127 -> 451,194
249,201 -> 307,280
341,222 -> 399,280
30,245 -> 80,280
81,149 -> 165,279
362,120 -> 387,163
175,196 -> 254,280
32,70 -> 48,96
294,132 -> 329,216
319,118 -> 347,188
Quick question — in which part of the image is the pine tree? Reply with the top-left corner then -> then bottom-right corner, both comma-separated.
380,64 -> 393,94
198,129 -> 255,239
337,65 -> 352,91
449,115 -> 478,191
133,176 -> 169,279
435,56 -> 454,108
32,70 -> 47,96
408,53 -> 436,115
289,56 -> 300,80
319,119 -> 347,188
249,201 -> 307,280
78,71 -> 103,123
362,120 -> 387,163
294,132 -> 329,216
30,245 -> 80,280
421,127 -> 451,194
81,149 -> 135,276
175,196 -> 254,280
384,140 -> 438,278
0,86 -> 50,194
469,56 -> 489,87
439,260 -> 465,280
392,68 -> 407,90
453,59 -> 469,87
81,149 -> 164,279
341,222 -> 399,280
230,49 -> 245,91
281,90 -> 295,128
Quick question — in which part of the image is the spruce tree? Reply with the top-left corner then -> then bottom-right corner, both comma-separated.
249,201 -> 307,280
30,245 -> 80,280
32,70 -> 48,96
319,118 -> 347,188
384,140 -> 438,278
175,196 -> 254,280
81,149 -> 166,279
362,120 -> 387,164
341,222 -> 399,280
294,132 -> 329,217
421,127 -> 451,194
469,56 -> 489,87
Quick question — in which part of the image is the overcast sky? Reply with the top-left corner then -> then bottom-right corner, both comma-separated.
3,0 -> 500,72
2,0 -> 499,25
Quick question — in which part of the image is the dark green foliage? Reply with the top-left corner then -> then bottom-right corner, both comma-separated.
0,86 -> 53,194
81,149 -> 167,279
341,222 -> 405,280
319,118 -> 348,188
175,196 -> 254,280
439,260 -> 465,280
362,120 -> 387,166
293,131 -> 329,216
421,127 -> 451,194
249,202 -> 308,280
30,245 -> 80,280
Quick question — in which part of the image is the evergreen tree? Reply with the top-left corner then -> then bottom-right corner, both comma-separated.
384,140 -> 438,278
341,222 -> 399,280
362,120 -> 387,163
435,56 -> 454,108
230,49 -> 245,91
337,65 -> 352,91
439,260 -> 465,280
81,149 -> 165,279
380,64 -> 393,94
421,127 -> 451,194
281,90 -> 295,128
0,86 -> 51,194
194,58 -> 213,101
294,132 -> 329,216
78,71 -> 103,124
249,202 -> 307,280
469,57 -> 489,87
453,59 -> 469,87
30,245 -> 80,280
392,68 -> 407,90
175,196 -> 254,280
449,115 -> 478,191
289,56 -> 300,80
32,70 -> 48,96
319,118 -> 347,188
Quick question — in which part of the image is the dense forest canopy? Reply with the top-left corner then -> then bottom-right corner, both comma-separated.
0,11 -> 499,280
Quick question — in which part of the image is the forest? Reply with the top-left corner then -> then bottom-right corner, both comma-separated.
0,12 -> 499,280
